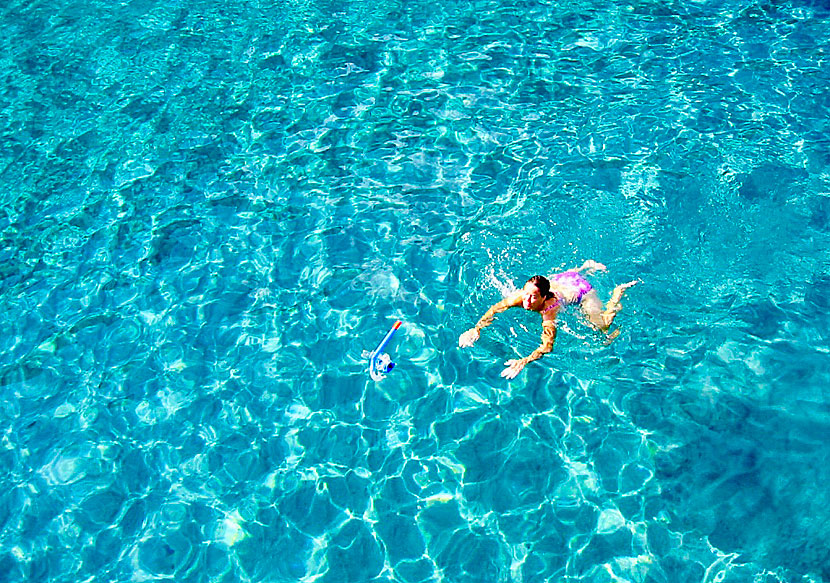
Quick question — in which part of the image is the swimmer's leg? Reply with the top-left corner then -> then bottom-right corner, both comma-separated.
580,281 -> 639,337
580,290 -> 608,331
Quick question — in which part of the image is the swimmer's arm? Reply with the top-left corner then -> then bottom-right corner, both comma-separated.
474,293 -> 522,332
501,322 -> 557,379
527,321 -> 557,361
459,293 -> 522,348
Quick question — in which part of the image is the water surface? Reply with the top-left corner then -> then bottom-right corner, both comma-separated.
1,0 -> 829,581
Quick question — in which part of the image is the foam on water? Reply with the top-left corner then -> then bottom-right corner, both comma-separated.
1,0 -> 830,581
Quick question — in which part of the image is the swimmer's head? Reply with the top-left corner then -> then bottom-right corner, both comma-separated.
522,275 -> 553,310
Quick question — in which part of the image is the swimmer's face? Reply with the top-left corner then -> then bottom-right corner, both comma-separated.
522,283 -> 544,310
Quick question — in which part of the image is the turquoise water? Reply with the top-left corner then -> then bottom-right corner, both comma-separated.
1,0 -> 829,580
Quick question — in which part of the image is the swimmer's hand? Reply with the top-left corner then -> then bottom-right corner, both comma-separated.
501,359 -> 527,379
458,328 -> 480,348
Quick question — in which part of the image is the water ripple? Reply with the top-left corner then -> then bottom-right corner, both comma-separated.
1,0 -> 830,581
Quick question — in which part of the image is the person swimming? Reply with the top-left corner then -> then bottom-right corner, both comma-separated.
458,260 -> 638,379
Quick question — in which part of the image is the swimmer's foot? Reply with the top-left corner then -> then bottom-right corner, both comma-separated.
602,279 -> 640,326
604,328 -> 621,344
610,280 -> 640,303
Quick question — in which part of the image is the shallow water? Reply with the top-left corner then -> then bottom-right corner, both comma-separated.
1,0 -> 829,581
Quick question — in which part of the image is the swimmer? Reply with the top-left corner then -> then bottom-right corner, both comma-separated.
458,260 -> 638,379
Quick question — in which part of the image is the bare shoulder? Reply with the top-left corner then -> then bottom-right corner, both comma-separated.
504,291 -> 523,307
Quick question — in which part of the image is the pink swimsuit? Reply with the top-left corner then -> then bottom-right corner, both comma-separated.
550,271 -> 593,305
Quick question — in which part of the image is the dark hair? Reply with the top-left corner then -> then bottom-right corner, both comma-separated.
526,275 -> 554,299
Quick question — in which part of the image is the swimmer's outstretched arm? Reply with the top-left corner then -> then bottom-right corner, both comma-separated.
458,293 -> 522,348
501,321 -> 557,379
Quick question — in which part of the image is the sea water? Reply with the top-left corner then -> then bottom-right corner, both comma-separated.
1,0 -> 829,581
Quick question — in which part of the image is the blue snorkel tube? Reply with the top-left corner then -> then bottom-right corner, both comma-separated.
368,320 -> 402,381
